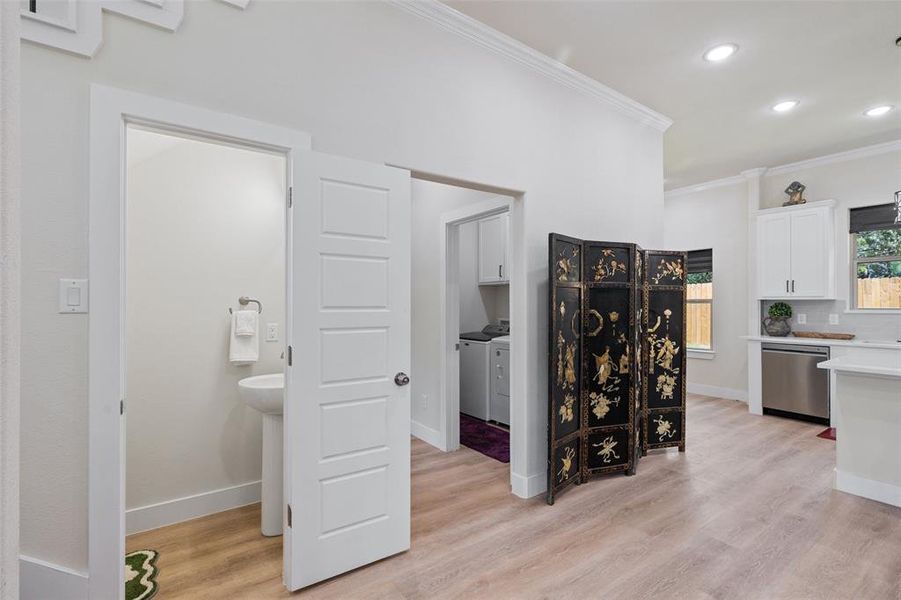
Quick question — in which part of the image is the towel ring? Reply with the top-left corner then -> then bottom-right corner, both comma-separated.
229,296 -> 262,314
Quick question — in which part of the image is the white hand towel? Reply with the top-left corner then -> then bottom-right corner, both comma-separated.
229,311 -> 259,365
234,310 -> 257,337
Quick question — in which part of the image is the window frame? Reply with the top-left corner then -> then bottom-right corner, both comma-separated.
686,271 -> 714,352
850,232 -> 901,312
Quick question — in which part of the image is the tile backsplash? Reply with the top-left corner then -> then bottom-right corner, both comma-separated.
762,299 -> 901,341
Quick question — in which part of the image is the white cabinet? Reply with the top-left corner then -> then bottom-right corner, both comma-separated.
489,339 -> 510,425
478,213 -> 509,285
756,201 -> 835,299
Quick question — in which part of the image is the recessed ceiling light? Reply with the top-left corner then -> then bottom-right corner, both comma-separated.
703,44 -> 738,62
772,100 -> 799,113
864,105 -> 893,117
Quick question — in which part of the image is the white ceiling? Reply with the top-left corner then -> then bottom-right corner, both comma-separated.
445,1 -> 901,190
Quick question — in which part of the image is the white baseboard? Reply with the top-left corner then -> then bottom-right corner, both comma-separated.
126,480 -> 261,535
511,471 -> 545,499
835,469 -> 901,508
411,419 -> 445,451
688,382 -> 748,402
20,555 -> 89,600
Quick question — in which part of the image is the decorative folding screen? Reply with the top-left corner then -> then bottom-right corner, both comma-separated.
641,251 -> 688,453
547,235 -> 644,504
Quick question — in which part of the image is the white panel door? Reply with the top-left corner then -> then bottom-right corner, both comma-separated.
757,213 -> 792,297
790,210 -> 827,297
286,151 -> 410,590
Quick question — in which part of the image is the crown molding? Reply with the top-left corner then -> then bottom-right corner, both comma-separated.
388,0 -> 673,133
666,139 -> 901,199
766,139 -> 901,176
665,174 -> 745,199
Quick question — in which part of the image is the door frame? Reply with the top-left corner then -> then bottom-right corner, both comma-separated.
401,170 -> 528,497
438,197 -> 513,453
88,84 -> 310,599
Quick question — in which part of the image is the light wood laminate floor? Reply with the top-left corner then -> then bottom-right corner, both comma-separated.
127,394 -> 901,599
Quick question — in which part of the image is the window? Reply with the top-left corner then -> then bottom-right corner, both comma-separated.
686,249 -> 713,350
849,203 -> 901,310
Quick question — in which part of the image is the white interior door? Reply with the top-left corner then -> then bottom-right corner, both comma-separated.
285,151 -> 411,590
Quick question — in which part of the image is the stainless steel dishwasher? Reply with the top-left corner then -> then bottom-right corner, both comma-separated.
762,343 -> 830,423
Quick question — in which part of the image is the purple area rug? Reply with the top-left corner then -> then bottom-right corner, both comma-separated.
460,414 -> 509,463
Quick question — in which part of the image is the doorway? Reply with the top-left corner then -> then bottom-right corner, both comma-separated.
409,178 -> 516,474
121,124 -> 288,596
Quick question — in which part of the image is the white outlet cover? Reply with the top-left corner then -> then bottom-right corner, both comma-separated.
266,322 -> 279,342
797,314 -> 807,325
829,313 -> 839,325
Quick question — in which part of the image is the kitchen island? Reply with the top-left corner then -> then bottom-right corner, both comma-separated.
817,354 -> 901,508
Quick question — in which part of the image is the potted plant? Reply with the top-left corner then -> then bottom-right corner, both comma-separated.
763,302 -> 793,337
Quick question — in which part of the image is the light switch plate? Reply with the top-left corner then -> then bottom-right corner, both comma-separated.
796,313 -> 807,325
829,313 -> 839,325
59,278 -> 88,313
266,322 -> 279,342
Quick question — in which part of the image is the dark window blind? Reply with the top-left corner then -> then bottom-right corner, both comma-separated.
687,249 -> 713,274
849,203 -> 898,233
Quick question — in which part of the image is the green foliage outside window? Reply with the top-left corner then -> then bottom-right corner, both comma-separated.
687,271 -> 712,284
856,228 -> 901,279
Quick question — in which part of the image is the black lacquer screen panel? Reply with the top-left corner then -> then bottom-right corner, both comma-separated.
642,251 -> 688,453
548,234 -> 583,502
548,235 -> 643,504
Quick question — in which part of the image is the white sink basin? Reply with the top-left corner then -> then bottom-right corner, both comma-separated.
239,373 -> 284,415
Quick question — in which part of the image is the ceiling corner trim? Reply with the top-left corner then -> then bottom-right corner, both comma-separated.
766,139 -> 901,177
664,175 -> 745,199
388,0 -> 673,132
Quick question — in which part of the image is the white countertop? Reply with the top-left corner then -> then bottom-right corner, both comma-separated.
744,335 -> 901,351
492,335 -> 510,345
817,355 -> 901,379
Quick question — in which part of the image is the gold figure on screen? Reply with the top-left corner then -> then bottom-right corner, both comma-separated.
557,246 -> 579,281
656,373 -> 676,400
593,436 -> 621,464
652,258 -> 684,284
654,415 -> 676,441
589,391 -> 619,420
556,331 -> 565,386
619,344 -> 631,375
559,394 -> 575,424
564,342 -> 577,389
558,446 -> 576,481
656,335 -> 679,371
592,347 -> 614,386
592,248 -> 627,281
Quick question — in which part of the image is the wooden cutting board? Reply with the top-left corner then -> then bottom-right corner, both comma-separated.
791,331 -> 855,340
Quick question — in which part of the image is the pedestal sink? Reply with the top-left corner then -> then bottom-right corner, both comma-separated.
238,373 -> 284,537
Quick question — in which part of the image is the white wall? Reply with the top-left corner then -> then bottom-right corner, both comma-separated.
410,179 -> 506,437
125,129 -> 285,519
0,3 -> 21,597
664,182 -> 749,397
20,1 -> 664,570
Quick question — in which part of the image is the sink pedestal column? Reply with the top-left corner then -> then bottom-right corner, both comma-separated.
261,413 -> 284,536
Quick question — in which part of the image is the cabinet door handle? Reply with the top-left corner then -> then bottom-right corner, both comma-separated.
791,279 -> 795,292
786,280 -> 789,293
498,264 -> 502,278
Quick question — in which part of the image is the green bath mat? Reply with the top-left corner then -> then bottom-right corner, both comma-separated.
125,549 -> 159,600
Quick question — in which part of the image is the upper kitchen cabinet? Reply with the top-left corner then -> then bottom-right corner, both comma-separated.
478,213 -> 510,285
756,200 -> 835,299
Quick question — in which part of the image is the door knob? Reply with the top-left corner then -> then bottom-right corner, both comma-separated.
394,372 -> 410,386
